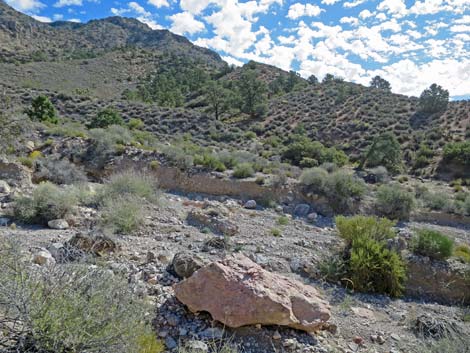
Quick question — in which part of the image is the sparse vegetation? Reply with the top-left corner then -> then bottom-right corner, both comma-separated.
412,229 -> 454,260
0,241 -> 161,353
375,184 -> 415,220
89,107 -> 124,128
13,182 -> 78,224
233,163 -> 255,179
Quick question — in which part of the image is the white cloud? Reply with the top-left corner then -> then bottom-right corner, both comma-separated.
359,9 -> 373,18
68,18 -> 81,22
376,0 -> 407,16
450,24 -> 470,32
340,16 -> 359,26
32,14 -> 52,22
287,3 -> 324,19
179,0 -> 214,15
169,11 -> 205,35
129,1 -> 151,17
147,0 -> 169,8
54,0 -> 82,7
53,13 -> 64,20
344,0 -> 367,8
5,0 -> 45,12
222,55 -> 244,67
321,0 -> 341,5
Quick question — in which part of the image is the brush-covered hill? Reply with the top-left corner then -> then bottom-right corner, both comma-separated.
1,0 -> 469,177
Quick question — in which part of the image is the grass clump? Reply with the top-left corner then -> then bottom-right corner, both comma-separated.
375,184 -> 415,220
412,229 -> 454,260
300,168 -> 366,213
14,182 -> 78,224
97,171 -> 159,234
233,163 -> 255,179
0,242 -> 162,353
454,244 -> 470,263
330,216 -> 406,297
277,215 -> 290,225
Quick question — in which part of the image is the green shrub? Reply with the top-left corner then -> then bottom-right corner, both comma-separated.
128,118 -> 144,130
412,229 -> 454,260
26,95 -> 58,124
361,132 -> 401,173
194,153 -> 226,172
375,184 -> 415,220
336,215 -> 396,243
443,141 -> 470,166
282,135 -> 348,167
88,108 -> 124,129
349,235 -> 406,297
335,215 -> 406,297
100,195 -> 145,234
455,244 -> 470,263
300,168 -> 366,213
277,215 -> 290,225
270,228 -> 282,237
233,163 -> 255,179
14,182 -> 78,224
99,170 -> 159,204
421,191 -> 453,211
0,242 -> 161,353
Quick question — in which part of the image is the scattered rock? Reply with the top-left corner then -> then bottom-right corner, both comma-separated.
294,204 -> 310,217
0,217 -> 10,226
244,200 -> 257,209
0,180 -> 11,193
307,212 -> 318,222
165,336 -> 177,350
174,254 -> 331,332
187,209 -> 239,236
184,340 -> 208,353
413,314 -> 460,339
32,249 -> 56,266
47,219 -> 69,230
351,307 -> 376,321
66,233 -> 118,256
172,252 -> 207,279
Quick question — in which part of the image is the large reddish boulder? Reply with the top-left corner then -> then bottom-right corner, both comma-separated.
174,254 -> 331,332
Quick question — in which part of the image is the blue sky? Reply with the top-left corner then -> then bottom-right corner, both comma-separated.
5,0 -> 470,98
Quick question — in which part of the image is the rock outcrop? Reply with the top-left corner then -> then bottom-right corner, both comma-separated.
174,254 -> 331,332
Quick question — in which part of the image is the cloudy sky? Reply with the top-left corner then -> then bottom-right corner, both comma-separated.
5,0 -> 470,98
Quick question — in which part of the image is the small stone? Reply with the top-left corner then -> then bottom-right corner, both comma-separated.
377,335 -> 386,344
199,327 -> 223,340
158,253 -> 171,264
185,340 -> 208,353
353,336 -> 364,346
165,336 -> 177,350
255,324 -> 262,329
273,331 -> 282,340
307,212 -> 318,222
244,200 -> 257,209
370,335 -> 378,343
172,252 -> 206,278
0,180 -> 11,193
32,250 -> 56,266
294,204 -> 310,217
390,333 -> 400,341
47,219 -> 69,230
147,251 -> 157,262
0,217 -> 10,226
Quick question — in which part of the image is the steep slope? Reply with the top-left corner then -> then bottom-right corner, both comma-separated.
0,1 -> 225,98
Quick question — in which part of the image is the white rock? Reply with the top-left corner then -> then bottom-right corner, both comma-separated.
244,200 -> 257,209
48,219 -> 69,230
0,180 -> 10,193
32,250 -> 56,266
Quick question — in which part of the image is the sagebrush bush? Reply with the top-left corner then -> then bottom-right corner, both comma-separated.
100,195 -> 146,234
233,163 -> 255,179
455,244 -> 470,263
88,107 -> 124,128
421,191 -> 453,211
0,242 -> 162,353
14,182 -> 78,224
99,170 -> 159,204
412,229 -> 454,260
35,156 -> 87,185
334,215 -> 406,297
336,215 -> 396,242
375,184 -> 415,220
300,168 -> 366,213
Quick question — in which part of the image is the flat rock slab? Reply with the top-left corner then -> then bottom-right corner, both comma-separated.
174,254 -> 331,332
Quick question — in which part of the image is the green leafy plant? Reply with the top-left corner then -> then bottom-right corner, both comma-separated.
455,244 -> 470,263
26,95 -> 58,124
333,215 -> 406,297
233,163 -> 255,179
88,107 -> 124,128
412,229 -> 454,260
